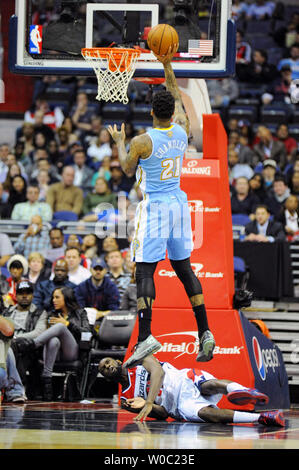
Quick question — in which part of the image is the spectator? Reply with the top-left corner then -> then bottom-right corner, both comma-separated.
14,140 -> 32,174
83,115 -> 103,148
56,125 -> 77,165
231,176 -> 259,216
18,122 -> 35,156
44,227 -> 66,264
70,92 -> 94,136
14,214 -> 50,258
3,279 -> 48,399
249,173 -> 268,203
0,182 -> 9,218
91,156 -> 112,186
35,169 -> 50,201
232,1 -> 249,21
2,154 -> 27,187
276,195 -> 299,240
106,249 -> 131,300
262,65 -> 293,105
0,143 -> 10,177
266,175 -> 291,217
290,170 -> 299,197
278,43 -> 299,80
11,184 -> 52,222
0,341 -> 27,403
273,11 -> 299,49
82,177 -> 118,219
228,131 -> 254,165
238,49 -> 278,84
86,127 -> 113,164
120,264 -> 137,313
5,255 -> 29,306
32,110 -> 55,143
61,117 -> 78,144
30,157 -> 61,184
246,1 -> 275,20
16,286 -> 91,401
261,159 -> 278,190
252,126 -> 287,169
27,252 -> 51,285
32,131 -> 48,152
46,165 -> 84,216
235,30 -> 252,79
24,96 -> 64,130
6,175 -> 27,218
81,234 -> 99,262
108,160 -> 134,195
72,148 -> 94,190
244,204 -> 285,242
75,258 -> 120,321
228,148 -> 253,184
206,77 -> 239,108
64,247 -> 91,285
0,233 -> 14,267
274,124 -> 297,164
33,258 -> 75,311
47,139 -> 63,168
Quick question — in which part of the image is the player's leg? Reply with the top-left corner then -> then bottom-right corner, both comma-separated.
198,406 -> 285,427
167,192 -> 215,361
169,257 -> 215,361
123,261 -> 163,368
200,379 -> 269,406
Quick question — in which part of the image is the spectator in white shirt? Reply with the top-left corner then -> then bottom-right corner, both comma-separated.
72,149 -> 93,190
87,127 -> 112,164
64,247 -> 91,285
276,195 -> 299,240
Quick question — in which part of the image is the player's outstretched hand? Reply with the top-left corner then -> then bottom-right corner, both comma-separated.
134,401 -> 153,422
153,44 -> 178,65
107,122 -> 126,144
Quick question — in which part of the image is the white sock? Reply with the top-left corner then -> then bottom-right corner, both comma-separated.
226,382 -> 249,394
233,411 -> 260,423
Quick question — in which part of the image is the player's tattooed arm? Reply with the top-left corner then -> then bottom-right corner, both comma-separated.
108,124 -> 152,177
154,45 -> 190,135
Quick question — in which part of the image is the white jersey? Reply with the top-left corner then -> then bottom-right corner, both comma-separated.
120,362 -> 219,420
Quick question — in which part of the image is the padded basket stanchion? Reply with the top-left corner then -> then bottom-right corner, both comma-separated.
81,47 -> 141,104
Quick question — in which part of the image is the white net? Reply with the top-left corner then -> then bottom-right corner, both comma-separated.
81,48 -> 141,104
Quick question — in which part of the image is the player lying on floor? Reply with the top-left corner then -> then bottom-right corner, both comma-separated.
98,355 -> 285,427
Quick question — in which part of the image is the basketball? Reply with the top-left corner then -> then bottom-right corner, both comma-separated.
147,24 -> 179,56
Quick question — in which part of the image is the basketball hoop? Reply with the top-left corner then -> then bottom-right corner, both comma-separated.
81,47 -> 141,104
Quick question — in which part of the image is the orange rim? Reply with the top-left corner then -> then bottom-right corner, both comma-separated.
81,47 -> 141,72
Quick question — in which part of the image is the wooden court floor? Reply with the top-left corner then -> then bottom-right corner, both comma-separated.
0,401 -> 299,451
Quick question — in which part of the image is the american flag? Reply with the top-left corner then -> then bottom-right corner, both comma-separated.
188,39 -> 213,56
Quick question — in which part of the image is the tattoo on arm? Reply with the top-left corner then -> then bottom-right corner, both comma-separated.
118,135 -> 152,177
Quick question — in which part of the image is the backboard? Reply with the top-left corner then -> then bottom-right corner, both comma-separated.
9,0 -> 236,78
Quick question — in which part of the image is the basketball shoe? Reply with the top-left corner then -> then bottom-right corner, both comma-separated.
196,330 -> 215,362
258,410 -> 285,427
227,388 -> 269,406
123,335 -> 162,369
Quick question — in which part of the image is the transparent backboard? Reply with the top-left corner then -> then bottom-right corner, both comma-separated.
9,0 -> 236,78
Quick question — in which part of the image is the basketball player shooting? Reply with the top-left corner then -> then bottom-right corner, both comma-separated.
108,44 -> 215,369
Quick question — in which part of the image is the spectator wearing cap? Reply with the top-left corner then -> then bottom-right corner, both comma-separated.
46,166 -> 84,216
108,160 -> 134,194
33,258 -> 76,311
5,255 -> 28,306
261,159 -> 278,191
265,175 -> 291,218
2,279 -> 48,399
244,204 -> 285,242
11,184 -> 53,222
75,258 -> 120,321
252,127 -> 287,170
14,214 -> 50,259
